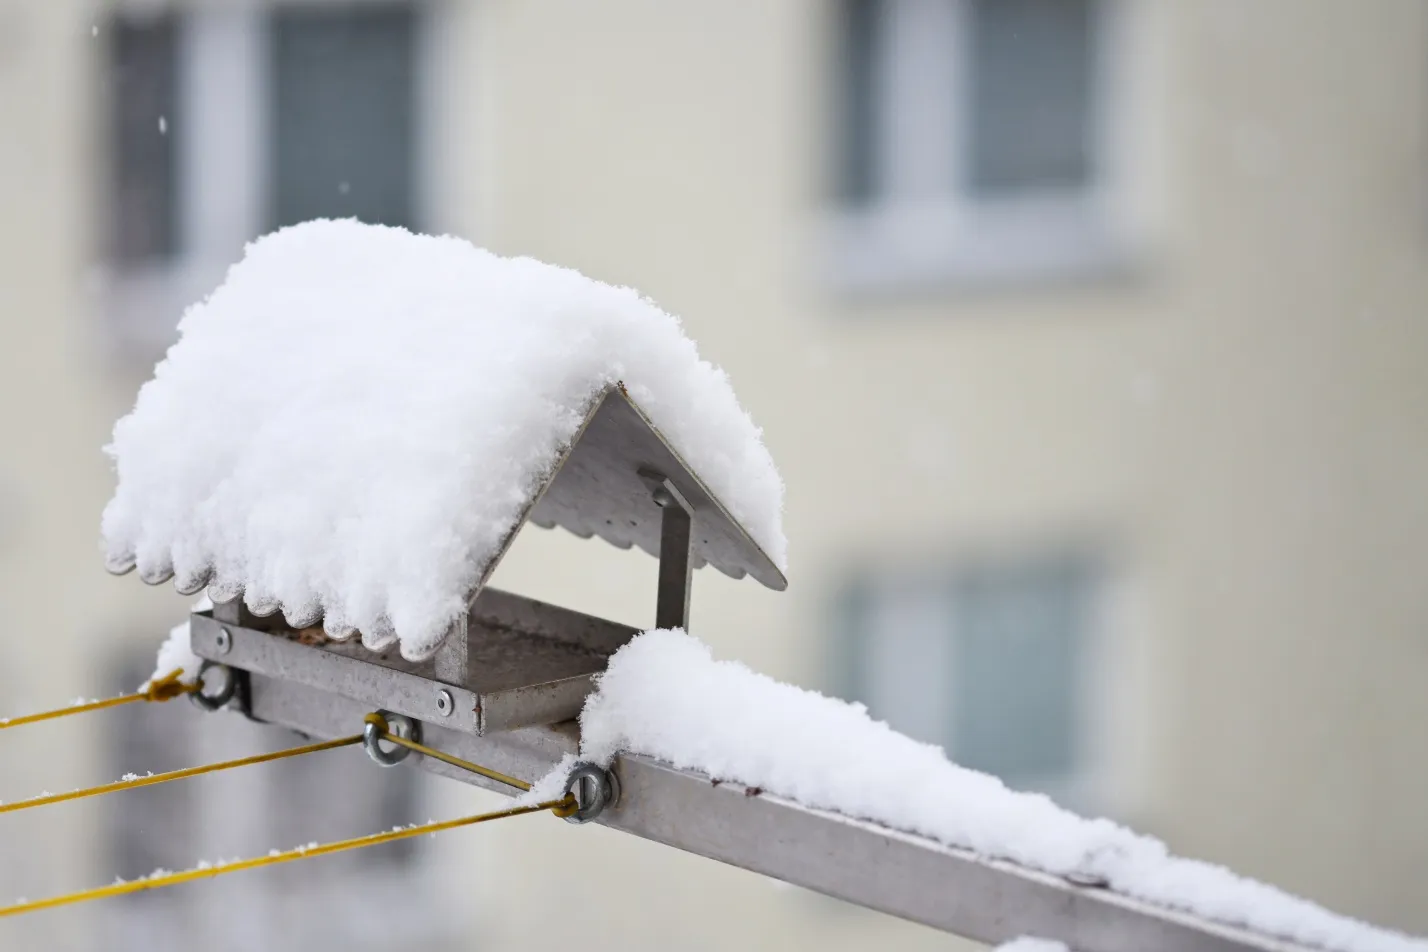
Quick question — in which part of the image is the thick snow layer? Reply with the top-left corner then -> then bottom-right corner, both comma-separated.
570,630 -> 1427,952
996,939 -> 1069,952
102,220 -> 785,659
147,621 -> 202,688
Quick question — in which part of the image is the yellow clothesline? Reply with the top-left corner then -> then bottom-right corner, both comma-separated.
0,734 -> 364,816
0,694 -> 579,918
0,797 -> 571,918
0,668 -> 196,731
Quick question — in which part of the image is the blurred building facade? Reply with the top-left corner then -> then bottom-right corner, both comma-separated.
0,0 -> 1425,949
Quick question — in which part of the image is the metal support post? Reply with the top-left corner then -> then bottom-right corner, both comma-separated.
641,469 -> 693,631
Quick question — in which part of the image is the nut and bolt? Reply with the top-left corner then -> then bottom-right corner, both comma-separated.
215,628 -> 233,655
561,762 -> 621,824
435,689 -> 454,717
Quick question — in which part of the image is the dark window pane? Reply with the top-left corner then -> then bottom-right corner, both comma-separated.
950,560 -> 1086,787
965,0 -> 1097,194
837,0 -> 881,204
270,4 -> 417,230
109,15 -> 179,264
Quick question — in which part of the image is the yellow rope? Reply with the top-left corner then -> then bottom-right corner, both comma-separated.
0,734 -> 363,816
0,669 -> 196,731
363,712 -> 531,792
0,701 -> 584,916
0,797 -> 571,919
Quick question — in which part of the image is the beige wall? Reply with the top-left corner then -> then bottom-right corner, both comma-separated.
1147,1 -> 1428,923
480,0 -> 1428,940
0,2 -> 108,947
0,0 -> 1424,948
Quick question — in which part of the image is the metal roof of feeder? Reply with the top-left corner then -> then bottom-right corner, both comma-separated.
113,381 -> 784,660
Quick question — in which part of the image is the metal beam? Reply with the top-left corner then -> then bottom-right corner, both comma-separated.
238,671 -> 1307,952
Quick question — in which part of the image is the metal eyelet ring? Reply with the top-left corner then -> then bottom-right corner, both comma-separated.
189,660 -> 237,712
363,711 -> 421,767
562,763 -> 620,825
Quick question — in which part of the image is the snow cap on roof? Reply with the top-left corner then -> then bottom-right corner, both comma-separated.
101,219 -> 786,659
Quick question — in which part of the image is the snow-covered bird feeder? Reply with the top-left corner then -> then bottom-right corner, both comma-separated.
99,222 -> 1425,952
103,220 -> 787,736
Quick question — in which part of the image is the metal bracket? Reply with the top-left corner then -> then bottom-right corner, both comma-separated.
638,468 -> 693,631
191,587 -> 638,735
431,614 -> 468,685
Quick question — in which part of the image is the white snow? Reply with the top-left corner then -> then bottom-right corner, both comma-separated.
142,597 -> 211,689
996,939 -> 1068,952
146,621 -> 201,688
515,752 -> 580,809
565,630 -> 1427,952
103,220 -> 785,660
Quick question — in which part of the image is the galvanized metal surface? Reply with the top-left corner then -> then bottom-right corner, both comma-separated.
655,503 -> 693,631
238,671 -> 1307,952
527,387 -> 787,592
640,469 -> 694,631
469,586 -> 637,655
194,587 -> 638,734
192,613 -> 481,732
246,671 -> 571,791
432,615 -> 469,686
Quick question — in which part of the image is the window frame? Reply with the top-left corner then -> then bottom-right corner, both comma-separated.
824,0 -> 1151,293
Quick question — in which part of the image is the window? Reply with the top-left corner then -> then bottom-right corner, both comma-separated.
964,0 -> 1097,196
102,1 -> 428,356
835,554 -> 1100,801
270,5 -> 418,231
829,0 -> 1138,289
108,14 -> 179,264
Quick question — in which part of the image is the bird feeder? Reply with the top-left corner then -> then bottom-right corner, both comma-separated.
93,223 -> 1363,952
180,383 -> 786,737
